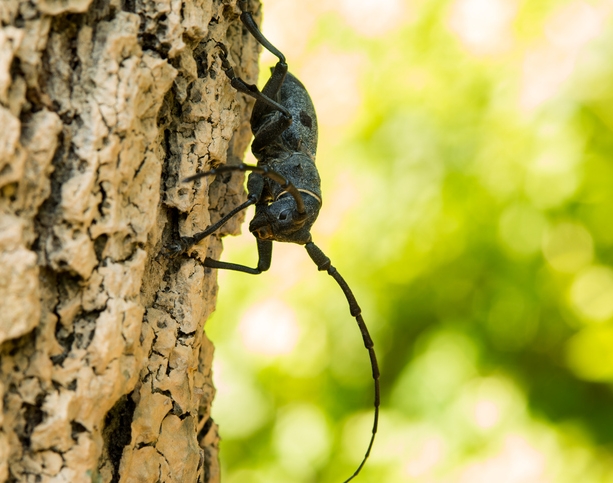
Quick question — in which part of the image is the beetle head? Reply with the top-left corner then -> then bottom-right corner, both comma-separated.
249,194 -> 320,244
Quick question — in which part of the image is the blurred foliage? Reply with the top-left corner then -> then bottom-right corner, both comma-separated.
206,0 -> 613,481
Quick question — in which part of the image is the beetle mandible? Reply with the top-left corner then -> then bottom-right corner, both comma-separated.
169,1 -> 380,480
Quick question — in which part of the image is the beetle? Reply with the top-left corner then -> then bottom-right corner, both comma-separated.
169,1 -> 379,480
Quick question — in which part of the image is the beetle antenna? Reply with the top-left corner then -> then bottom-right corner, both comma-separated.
304,241 -> 380,482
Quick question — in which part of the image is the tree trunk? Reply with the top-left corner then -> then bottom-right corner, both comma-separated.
0,0 -> 258,481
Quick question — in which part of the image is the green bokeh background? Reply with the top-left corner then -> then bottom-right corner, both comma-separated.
207,0 -> 613,481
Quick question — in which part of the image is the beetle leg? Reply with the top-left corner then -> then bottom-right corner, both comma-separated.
231,3 -> 293,132
250,112 -> 292,154
216,43 -> 290,118
204,238 -> 272,274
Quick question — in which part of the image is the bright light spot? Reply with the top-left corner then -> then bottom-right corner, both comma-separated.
570,266 -> 613,322
531,149 -> 579,175
463,377 -> 524,431
525,167 -> 579,210
315,171 -> 361,238
268,242 -> 308,289
525,140 -> 582,209
212,358 -> 271,438
521,46 -> 576,111
260,1 -> 317,61
239,299 -> 300,356
300,49 -> 365,128
498,202 -> 546,256
337,0 -> 406,37
458,435 -> 546,483
405,436 -> 445,477
448,0 -> 517,56
542,222 -> 594,273
545,1 -> 602,50
273,404 -> 331,475
520,2 -> 604,110
391,331 -> 478,409
474,399 -> 501,429
566,326 -> 613,381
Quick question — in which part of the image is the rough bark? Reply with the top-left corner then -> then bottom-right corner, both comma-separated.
0,0 -> 259,481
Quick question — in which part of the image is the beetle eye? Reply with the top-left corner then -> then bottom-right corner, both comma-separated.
278,209 -> 291,221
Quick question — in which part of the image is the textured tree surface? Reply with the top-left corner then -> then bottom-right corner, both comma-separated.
0,0 -> 259,481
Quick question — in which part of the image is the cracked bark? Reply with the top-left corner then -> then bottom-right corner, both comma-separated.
0,0 -> 259,481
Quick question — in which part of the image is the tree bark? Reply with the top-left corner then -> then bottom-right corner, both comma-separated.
0,0 -> 258,481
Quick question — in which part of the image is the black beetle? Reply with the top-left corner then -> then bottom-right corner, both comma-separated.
170,2 -> 379,480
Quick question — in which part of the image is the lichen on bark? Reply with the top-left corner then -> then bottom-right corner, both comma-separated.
0,0 -> 260,481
